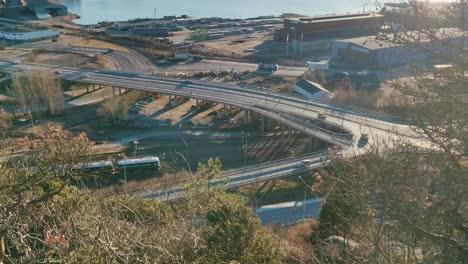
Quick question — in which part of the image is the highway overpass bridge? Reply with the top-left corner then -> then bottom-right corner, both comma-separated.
0,60 -> 431,198
0,61 -> 421,146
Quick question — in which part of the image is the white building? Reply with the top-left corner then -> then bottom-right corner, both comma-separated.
0,26 -> 58,41
294,79 -> 332,100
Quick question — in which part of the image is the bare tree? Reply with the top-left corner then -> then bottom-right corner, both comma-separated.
96,96 -> 128,123
12,73 -> 64,117
316,1 -> 468,263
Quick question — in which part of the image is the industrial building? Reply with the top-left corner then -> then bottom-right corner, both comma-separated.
331,29 -> 464,69
0,0 -> 67,20
114,20 -> 168,31
275,13 -> 384,52
131,28 -> 169,37
0,24 -> 58,42
294,79 -> 332,100
25,0 -> 67,19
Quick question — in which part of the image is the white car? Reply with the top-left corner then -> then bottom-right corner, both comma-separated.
296,159 -> 312,168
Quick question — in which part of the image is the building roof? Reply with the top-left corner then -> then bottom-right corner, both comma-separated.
26,0 -> 65,9
0,25 -> 51,33
285,13 -> 384,25
295,79 -> 329,94
335,28 -> 464,51
335,35 -> 395,50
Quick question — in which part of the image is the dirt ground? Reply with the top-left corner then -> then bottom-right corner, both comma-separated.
72,39 -> 130,52
34,13 -> 82,30
196,32 -> 271,58
240,74 -> 299,92
167,31 -> 192,44
25,51 -> 114,70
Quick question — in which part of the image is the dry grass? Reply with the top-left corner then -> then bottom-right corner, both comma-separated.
93,170 -> 196,195
266,220 -> 319,263
333,86 -> 382,110
72,39 -> 130,52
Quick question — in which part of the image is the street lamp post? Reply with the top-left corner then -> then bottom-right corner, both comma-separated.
123,163 -> 127,193
298,176 -> 314,222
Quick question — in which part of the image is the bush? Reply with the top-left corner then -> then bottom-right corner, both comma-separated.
191,29 -> 209,42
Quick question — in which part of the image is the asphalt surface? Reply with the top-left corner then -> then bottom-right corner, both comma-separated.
158,59 -> 307,77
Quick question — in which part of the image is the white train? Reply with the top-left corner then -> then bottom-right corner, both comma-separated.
73,157 -> 161,172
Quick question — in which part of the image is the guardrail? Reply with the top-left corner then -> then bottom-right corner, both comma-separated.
226,162 -> 325,189
223,150 -> 329,177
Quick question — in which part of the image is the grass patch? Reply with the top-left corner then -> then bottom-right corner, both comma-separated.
72,39 -> 129,52
190,29 -> 209,42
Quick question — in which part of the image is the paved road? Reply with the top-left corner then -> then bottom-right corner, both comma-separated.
0,60 -> 433,197
256,198 -> 323,226
143,151 -> 328,200
158,59 -> 307,77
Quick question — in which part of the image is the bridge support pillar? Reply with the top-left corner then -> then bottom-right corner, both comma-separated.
112,87 -> 117,96
264,118 -> 272,131
259,117 -> 266,133
86,86 -> 90,93
243,110 -> 250,125
119,88 -> 123,95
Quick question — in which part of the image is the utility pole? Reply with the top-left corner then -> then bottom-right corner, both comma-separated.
300,32 -> 304,58
153,8 -> 157,27
123,163 -> 127,193
293,31 -> 297,57
298,176 -> 314,222
241,131 -> 249,168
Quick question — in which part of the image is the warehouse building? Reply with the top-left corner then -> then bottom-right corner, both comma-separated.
114,20 -> 172,31
295,79 -> 332,100
131,27 -> 169,37
275,13 -> 384,52
331,29 -> 464,69
0,25 -> 58,42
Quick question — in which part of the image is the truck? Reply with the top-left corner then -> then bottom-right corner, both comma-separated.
258,63 -> 279,72
173,52 -> 189,60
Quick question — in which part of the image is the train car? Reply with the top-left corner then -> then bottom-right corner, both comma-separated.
72,156 -> 160,173
117,157 -> 161,170
72,160 -> 113,172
